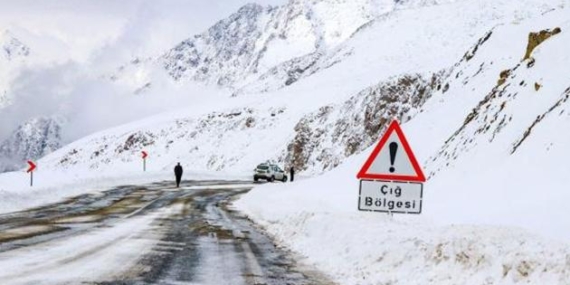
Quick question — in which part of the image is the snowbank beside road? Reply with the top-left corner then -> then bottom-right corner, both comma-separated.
235,5 -> 570,284
235,152 -> 570,285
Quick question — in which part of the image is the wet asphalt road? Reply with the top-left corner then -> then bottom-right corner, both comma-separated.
0,180 -> 333,285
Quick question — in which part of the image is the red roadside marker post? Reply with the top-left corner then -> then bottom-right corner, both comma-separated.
142,151 -> 148,172
27,160 -> 37,187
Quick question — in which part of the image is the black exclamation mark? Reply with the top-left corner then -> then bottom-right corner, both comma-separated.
389,142 -> 398,173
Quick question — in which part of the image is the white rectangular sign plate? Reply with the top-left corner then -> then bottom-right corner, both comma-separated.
358,180 -> 423,214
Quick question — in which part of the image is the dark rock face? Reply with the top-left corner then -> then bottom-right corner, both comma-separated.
163,4 -> 276,86
284,72 -> 446,172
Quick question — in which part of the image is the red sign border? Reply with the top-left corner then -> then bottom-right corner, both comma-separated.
357,120 -> 426,182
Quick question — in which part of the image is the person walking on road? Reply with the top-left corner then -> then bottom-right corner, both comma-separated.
290,166 -> 295,182
174,163 -> 183,188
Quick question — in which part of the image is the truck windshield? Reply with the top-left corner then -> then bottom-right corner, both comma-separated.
257,165 -> 269,170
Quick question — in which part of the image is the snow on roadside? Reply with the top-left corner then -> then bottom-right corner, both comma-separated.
234,153 -> 570,285
234,5 -> 570,285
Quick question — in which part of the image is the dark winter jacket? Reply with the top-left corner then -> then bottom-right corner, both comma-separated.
174,165 -> 183,177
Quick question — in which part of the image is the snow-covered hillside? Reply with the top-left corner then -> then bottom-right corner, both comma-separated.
235,4 -> 570,285
3,0 -> 561,175
113,0 -> 461,91
161,0 -> 403,86
24,0 -> 562,177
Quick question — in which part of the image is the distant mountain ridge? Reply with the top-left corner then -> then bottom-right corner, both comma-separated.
2,0 -> 565,176
0,117 -> 62,172
113,0 -> 459,91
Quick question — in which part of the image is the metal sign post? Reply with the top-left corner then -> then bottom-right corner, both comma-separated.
142,151 -> 148,172
27,161 -> 36,187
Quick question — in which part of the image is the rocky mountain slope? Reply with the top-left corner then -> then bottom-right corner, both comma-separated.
28,0 -> 566,177
0,117 -> 62,172
283,71 -> 447,171
112,0 -> 460,92
161,0 -> 383,87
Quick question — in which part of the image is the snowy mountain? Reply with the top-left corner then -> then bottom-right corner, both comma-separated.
63,0 -> 560,173
5,0 -> 466,173
161,0 -> 386,87
0,117 -> 62,172
113,0 -> 463,92
0,0 -> 569,284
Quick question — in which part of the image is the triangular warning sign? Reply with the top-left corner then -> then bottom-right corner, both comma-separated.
357,120 -> 426,182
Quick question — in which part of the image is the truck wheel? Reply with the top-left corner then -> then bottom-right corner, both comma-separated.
269,176 -> 275,182
282,176 -> 288,182
254,176 -> 259,182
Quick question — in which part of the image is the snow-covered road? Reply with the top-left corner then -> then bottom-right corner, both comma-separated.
0,180 -> 331,285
